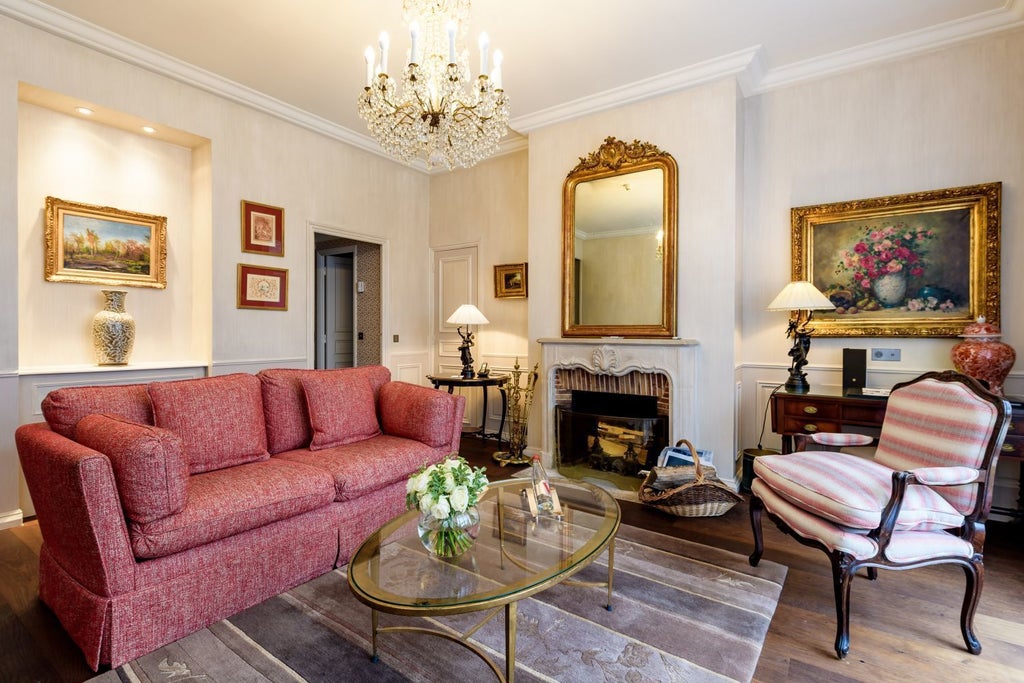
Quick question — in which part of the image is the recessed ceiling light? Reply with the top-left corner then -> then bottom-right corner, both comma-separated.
74,106 -> 93,116
142,126 -> 156,134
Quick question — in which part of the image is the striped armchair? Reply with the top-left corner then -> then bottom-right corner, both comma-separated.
748,371 -> 1011,659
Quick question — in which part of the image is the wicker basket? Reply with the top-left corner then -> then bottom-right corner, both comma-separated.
639,439 -> 742,517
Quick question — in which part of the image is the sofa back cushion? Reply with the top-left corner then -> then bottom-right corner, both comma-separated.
379,381 -> 456,448
75,414 -> 189,523
301,372 -> 382,450
42,383 -> 153,438
149,373 -> 270,474
258,366 -> 391,453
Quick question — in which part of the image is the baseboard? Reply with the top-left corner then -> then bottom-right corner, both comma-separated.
0,509 -> 24,530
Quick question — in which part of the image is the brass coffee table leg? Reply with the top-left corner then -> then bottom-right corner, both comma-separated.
506,601 -> 517,683
371,608 -> 379,662
606,538 -> 615,609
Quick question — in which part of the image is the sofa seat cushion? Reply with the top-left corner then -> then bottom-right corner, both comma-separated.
42,383 -> 153,438
275,435 -> 446,502
753,451 -> 964,532
129,459 -> 334,559
149,373 -> 270,474
301,372 -> 381,450
75,414 -> 189,524
259,366 -> 391,454
379,381 -> 456,448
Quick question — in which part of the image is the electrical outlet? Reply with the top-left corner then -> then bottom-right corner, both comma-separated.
871,348 -> 901,362
393,334 -> 399,343
357,332 -> 364,340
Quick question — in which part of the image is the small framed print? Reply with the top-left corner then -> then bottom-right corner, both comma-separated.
495,262 -> 528,298
238,264 -> 288,310
241,200 -> 284,256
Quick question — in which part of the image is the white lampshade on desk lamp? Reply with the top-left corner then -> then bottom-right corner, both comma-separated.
446,304 -> 489,378
767,281 -> 835,393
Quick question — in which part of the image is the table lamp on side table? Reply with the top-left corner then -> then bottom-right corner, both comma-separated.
767,280 -> 835,393
447,304 -> 489,379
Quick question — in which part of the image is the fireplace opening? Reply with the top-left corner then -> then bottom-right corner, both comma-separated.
556,390 -> 668,492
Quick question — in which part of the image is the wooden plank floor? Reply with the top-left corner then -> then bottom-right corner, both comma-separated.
2,436 -> 1022,682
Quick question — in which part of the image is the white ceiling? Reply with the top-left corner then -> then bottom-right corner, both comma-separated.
5,0 -> 1023,157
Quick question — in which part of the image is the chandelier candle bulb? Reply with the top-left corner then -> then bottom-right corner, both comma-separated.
364,46 -> 374,87
410,21 -> 419,64
379,31 -> 389,75
447,20 -> 457,62
478,32 -> 489,74
491,49 -> 503,89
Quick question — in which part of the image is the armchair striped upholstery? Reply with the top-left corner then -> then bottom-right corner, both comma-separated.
749,371 -> 1010,659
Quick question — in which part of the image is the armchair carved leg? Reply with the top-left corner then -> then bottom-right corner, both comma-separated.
749,495 -> 765,567
830,552 -> 855,659
960,559 -> 984,655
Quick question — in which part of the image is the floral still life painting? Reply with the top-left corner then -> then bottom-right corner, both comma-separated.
791,183 -> 1000,337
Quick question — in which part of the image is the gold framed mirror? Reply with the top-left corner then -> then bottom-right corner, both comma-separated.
562,137 -> 678,337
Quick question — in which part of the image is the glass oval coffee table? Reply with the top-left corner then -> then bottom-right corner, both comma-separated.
348,478 -> 620,683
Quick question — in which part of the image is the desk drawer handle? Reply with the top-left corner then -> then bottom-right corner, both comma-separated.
803,424 -> 819,433
803,406 -> 819,415
1002,443 -> 1016,453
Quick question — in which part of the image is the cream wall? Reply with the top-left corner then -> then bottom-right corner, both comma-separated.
528,79 -> 743,473
739,27 -> 1024,452
430,150 -> 530,366
578,233 -> 663,325
17,103 -> 200,367
1,15 -> 432,524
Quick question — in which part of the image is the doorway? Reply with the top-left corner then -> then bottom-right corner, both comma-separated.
314,233 -> 383,368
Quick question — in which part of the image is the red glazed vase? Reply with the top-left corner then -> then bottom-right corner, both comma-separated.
951,317 -> 1016,396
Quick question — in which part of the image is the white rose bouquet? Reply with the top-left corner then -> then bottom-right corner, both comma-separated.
407,456 -> 489,557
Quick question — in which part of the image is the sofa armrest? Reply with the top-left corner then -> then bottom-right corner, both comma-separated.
15,423 -> 137,597
379,381 -> 466,452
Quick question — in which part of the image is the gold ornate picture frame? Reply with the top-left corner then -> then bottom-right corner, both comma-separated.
495,263 -> 528,298
45,196 -> 167,289
791,182 -> 1000,337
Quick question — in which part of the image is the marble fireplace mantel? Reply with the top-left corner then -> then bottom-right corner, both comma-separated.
536,338 -> 700,466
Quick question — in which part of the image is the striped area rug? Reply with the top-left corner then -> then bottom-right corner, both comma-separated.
90,525 -> 785,682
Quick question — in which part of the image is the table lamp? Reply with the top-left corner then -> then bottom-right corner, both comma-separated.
446,304 -> 489,379
767,281 -> 835,393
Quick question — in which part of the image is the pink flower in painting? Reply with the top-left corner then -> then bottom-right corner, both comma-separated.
834,221 -> 934,297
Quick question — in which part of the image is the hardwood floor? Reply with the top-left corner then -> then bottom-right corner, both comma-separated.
3,437 -> 1023,682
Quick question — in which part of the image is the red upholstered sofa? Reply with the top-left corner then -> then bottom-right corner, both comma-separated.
15,366 -> 465,671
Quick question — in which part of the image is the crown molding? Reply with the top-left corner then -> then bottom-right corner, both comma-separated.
4,0 -> 1022,144
511,46 -> 765,133
752,0 -> 1024,94
0,0 -> 395,162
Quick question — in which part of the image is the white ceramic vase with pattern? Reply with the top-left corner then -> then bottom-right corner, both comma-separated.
92,290 -> 135,365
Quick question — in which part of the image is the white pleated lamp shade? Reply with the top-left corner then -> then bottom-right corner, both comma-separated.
767,281 -> 834,311
446,304 -> 490,325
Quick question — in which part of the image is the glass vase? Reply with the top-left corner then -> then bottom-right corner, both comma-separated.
418,506 -> 480,558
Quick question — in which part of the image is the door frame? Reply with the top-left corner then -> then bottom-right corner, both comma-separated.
308,222 -> 390,369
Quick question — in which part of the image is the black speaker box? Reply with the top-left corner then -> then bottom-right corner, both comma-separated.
843,348 -> 867,393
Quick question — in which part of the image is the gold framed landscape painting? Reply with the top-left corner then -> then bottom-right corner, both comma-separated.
44,196 -> 167,288
791,182 -> 1000,337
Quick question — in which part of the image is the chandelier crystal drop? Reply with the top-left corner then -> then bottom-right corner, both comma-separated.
358,0 -> 510,170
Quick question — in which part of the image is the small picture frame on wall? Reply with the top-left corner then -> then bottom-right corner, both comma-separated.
241,200 -> 284,256
494,263 -> 528,299
237,264 -> 288,310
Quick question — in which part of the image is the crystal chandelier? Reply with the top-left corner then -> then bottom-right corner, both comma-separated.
358,0 -> 510,170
